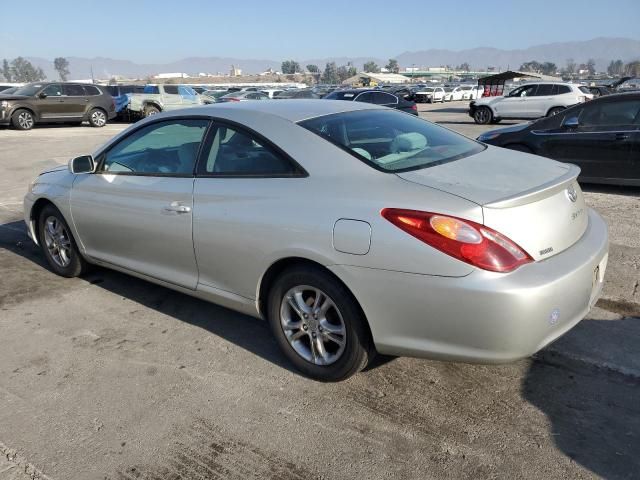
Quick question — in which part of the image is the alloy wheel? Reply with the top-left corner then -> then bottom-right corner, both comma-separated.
280,285 -> 347,366
91,110 -> 106,126
43,216 -> 72,268
18,112 -> 34,129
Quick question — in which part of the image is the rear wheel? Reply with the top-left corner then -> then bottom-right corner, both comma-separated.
11,109 -> 35,130
267,266 -> 373,381
37,205 -> 88,277
547,107 -> 565,117
144,105 -> 160,117
88,108 -> 107,127
474,106 -> 493,124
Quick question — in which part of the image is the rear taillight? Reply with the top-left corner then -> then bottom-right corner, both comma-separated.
411,104 -> 417,110
225,97 -> 240,102
381,209 -> 532,273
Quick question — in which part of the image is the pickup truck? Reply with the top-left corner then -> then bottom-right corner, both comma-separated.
127,84 -> 202,117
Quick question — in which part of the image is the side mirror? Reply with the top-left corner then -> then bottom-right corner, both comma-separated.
562,116 -> 579,129
69,155 -> 95,174
38,92 -> 47,99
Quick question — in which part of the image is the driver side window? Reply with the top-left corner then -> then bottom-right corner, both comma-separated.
101,119 -> 209,175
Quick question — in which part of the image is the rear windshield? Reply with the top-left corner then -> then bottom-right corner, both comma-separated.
300,109 -> 484,173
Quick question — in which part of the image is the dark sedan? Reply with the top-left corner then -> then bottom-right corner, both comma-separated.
324,89 -> 418,115
477,93 -> 640,186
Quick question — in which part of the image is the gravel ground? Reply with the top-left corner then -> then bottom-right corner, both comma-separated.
0,107 -> 638,480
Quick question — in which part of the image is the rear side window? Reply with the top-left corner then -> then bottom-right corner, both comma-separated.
164,85 -> 179,95
101,119 -> 209,175
199,124 -> 298,176
355,92 -> 374,103
534,84 -> 554,96
580,100 -> 640,127
300,109 -> 484,173
84,85 -> 101,96
143,85 -> 160,94
372,92 -> 398,105
557,85 -> 572,94
63,84 -> 86,96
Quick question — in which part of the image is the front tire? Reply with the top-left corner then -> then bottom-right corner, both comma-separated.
267,266 -> 373,381
37,205 -> 88,277
144,105 -> 160,117
547,107 -> 565,117
11,109 -> 35,130
474,106 -> 493,124
88,108 -> 107,127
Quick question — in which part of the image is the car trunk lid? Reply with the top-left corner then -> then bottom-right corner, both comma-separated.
396,146 -> 588,261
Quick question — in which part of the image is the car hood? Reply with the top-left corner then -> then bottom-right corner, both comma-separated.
395,145 -> 569,206
477,122 -> 530,140
40,164 -> 68,176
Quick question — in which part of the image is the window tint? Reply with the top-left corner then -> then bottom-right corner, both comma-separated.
164,85 -> 179,95
372,92 -> 398,105
534,84 -> 554,96
42,84 -> 63,96
579,100 -> 640,127
102,119 -> 208,175
178,86 -> 197,99
557,85 -> 571,94
105,86 -> 119,96
300,110 -> 484,173
355,92 -> 374,103
64,84 -> 87,96
84,85 -> 101,96
201,124 -> 296,175
510,85 -> 537,97
143,85 -> 160,94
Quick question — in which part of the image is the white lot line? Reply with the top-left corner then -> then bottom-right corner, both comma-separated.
0,441 -> 53,480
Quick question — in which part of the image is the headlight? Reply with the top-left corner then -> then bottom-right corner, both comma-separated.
0,100 -> 8,108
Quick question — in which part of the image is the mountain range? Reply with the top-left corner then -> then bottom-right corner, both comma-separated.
21,37 -> 640,80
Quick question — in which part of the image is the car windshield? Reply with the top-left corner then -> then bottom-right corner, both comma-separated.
12,84 -> 45,96
0,87 -> 17,95
300,109 -> 484,173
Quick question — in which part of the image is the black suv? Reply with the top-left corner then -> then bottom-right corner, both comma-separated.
323,89 -> 418,115
0,82 -> 116,130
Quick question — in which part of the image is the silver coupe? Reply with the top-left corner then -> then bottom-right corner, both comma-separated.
24,100 -> 609,381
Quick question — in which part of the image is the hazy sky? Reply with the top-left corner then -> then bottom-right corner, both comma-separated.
1,0 -> 639,62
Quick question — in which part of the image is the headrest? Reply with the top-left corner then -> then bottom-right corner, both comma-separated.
390,133 -> 428,153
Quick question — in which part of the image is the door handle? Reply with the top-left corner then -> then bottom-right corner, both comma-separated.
614,133 -> 630,141
163,202 -> 191,214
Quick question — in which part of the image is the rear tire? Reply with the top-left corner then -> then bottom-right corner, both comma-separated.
473,106 -> 493,124
547,107 -> 565,117
11,109 -> 35,130
88,108 -> 107,127
37,205 -> 88,277
144,105 -> 160,117
267,266 -> 373,381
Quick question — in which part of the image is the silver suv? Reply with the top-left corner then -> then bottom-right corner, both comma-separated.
469,82 -> 593,124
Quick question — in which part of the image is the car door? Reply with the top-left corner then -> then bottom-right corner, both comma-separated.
62,84 -> 90,118
70,118 -> 210,289
178,86 -> 199,105
192,122 -> 304,298
36,84 -> 66,119
495,84 -> 538,118
161,85 -> 184,110
528,83 -> 555,117
538,98 -> 640,181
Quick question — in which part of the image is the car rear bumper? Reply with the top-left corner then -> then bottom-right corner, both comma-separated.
329,208 -> 608,363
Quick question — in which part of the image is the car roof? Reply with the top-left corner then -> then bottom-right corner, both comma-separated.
169,99 -> 382,122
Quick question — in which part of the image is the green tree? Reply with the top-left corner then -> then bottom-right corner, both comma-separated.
1,59 -> 11,81
281,60 -> 300,74
540,62 -> 557,75
519,61 -> 542,73
9,57 -> 46,82
565,58 -> 576,75
457,62 -> 470,72
625,61 -> 640,77
321,62 -> 339,84
53,57 -> 70,81
385,59 -> 399,73
586,59 -> 596,75
363,61 -> 380,73
607,59 -> 624,76
306,64 -> 319,73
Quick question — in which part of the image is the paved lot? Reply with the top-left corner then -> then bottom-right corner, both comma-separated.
0,106 -> 639,480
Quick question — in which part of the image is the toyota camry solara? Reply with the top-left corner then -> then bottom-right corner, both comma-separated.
24,100 -> 609,381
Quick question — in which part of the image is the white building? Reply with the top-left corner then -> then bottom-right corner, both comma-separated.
154,72 -> 189,79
